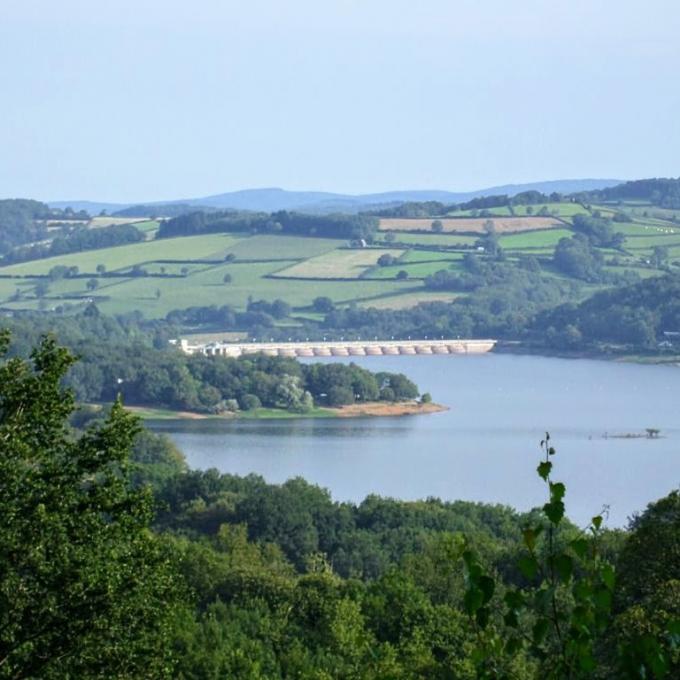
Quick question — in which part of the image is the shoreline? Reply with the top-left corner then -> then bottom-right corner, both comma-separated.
494,342 -> 680,366
332,401 -> 448,418
123,400 -> 447,422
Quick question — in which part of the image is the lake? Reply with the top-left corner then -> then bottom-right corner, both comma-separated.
149,354 -> 680,527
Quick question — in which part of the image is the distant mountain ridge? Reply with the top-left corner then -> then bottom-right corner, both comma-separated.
48,179 -> 622,215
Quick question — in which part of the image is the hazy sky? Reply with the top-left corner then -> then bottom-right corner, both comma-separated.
1,0 -> 679,202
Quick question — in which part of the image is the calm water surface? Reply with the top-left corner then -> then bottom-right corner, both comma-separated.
150,354 -> 680,527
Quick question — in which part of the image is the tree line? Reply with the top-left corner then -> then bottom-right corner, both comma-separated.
157,209 -> 379,241
577,177 -> 680,210
2,222 -> 145,264
535,274 -> 680,350
0,198 -> 82,256
371,190 -> 571,219
370,178 -> 680,218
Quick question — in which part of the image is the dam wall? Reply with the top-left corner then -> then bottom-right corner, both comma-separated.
179,338 -> 497,358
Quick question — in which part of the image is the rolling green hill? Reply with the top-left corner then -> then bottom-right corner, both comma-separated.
1,182 -> 679,348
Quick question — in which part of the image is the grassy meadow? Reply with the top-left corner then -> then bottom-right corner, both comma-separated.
2,204 -> 679,318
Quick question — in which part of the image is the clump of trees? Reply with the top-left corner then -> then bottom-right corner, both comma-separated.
553,234 -> 606,281
246,298 -> 291,319
571,213 -> 625,248
4,223 -> 145,264
377,253 -> 397,267
166,303 -> 283,329
158,209 -> 379,241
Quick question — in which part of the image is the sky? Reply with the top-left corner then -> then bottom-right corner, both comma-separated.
1,0 -> 679,202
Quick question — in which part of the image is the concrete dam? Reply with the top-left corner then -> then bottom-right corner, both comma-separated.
179,338 -> 496,358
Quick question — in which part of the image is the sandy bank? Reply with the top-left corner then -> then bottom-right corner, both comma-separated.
331,401 -> 448,418
124,401 -> 447,421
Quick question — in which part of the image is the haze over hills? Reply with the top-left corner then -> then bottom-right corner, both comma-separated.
48,178 -> 622,215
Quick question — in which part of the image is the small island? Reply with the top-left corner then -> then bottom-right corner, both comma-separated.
74,351 -> 441,421
124,398 -> 447,421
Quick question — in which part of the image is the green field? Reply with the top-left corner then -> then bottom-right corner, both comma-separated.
604,265 -> 668,279
10,256 -> 422,318
274,248 -> 404,279
224,234 -> 340,260
100,262 -> 418,317
368,260 -> 463,280
511,203 -> 585,217
133,220 -> 160,235
356,291 -> 461,309
398,250 -> 466,264
0,234 -> 244,276
0,232 -> 428,317
624,236 -> 680,250
4,207 -> 677,322
376,232 -> 479,247
499,229 -> 573,249
609,222 -> 680,237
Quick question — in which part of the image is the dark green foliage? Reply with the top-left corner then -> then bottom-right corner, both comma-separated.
155,435 -> 676,678
238,393 -> 262,410
312,296 -> 335,313
0,198 -> 53,254
247,298 -> 291,319
608,493 -> 680,678
459,434 -> 679,679
376,370 -> 419,400
4,223 -> 145,264
318,260 -> 577,342
131,428 -> 188,488
617,491 -> 680,608
0,311 -> 419,413
64,343 -> 418,412
371,200 -> 450,218
158,209 -> 379,241
553,234 -> 605,281
582,178 -> 680,209
0,332 -> 182,678
166,303 -> 276,329
538,274 -> 680,349
377,253 -> 397,266
571,213 -> 624,248
156,469 -> 525,583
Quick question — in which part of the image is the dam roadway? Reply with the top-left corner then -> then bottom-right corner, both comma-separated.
179,338 -> 496,358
